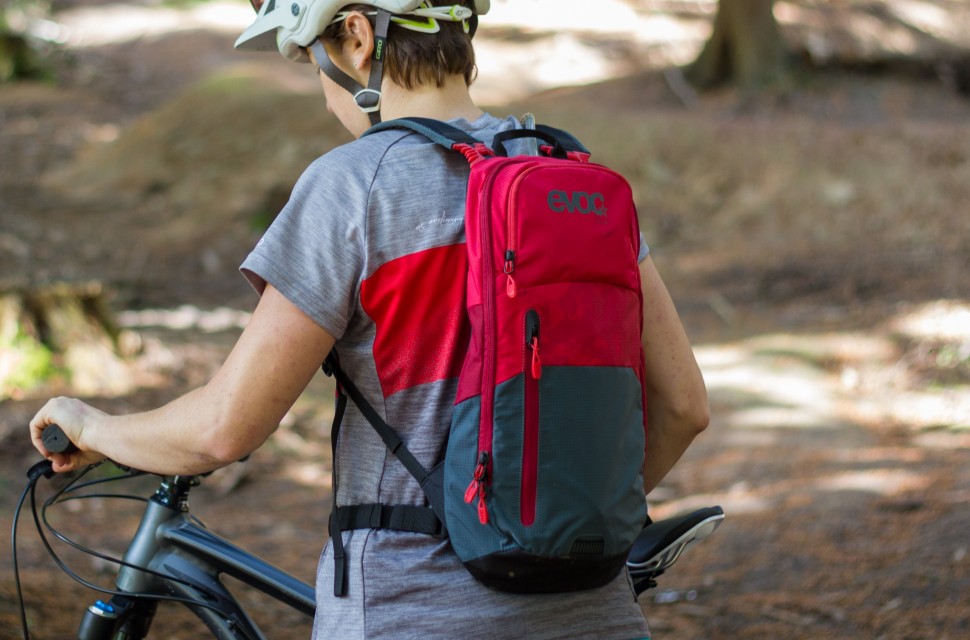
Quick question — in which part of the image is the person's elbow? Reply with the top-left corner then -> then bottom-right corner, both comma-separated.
655,380 -> 710,437
198,393 -> 274,469
200,430 -> 253,469
683,389 -> 710,435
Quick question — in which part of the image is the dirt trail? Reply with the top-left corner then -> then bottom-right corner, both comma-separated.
2,2 -> 970,638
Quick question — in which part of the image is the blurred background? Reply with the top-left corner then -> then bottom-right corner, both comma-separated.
1,1 -> 968,637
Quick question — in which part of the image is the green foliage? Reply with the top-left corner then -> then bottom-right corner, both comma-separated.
0,0 -> 55,82
0,328 -> 58,397
921,341 -> 970,387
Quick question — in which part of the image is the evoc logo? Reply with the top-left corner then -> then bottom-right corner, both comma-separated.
547,190 -> 607,217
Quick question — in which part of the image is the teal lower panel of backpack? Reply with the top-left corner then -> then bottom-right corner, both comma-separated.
444,395 -> 510,557
444,365 -> 646,592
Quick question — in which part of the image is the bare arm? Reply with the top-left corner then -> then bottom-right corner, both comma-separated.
639,257 -> 709,494
30,285 -> 336,475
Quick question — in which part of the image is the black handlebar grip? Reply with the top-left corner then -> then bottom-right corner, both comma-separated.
42,424 -> 79,454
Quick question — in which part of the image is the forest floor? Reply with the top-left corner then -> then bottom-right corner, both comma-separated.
1,1 -> 969,638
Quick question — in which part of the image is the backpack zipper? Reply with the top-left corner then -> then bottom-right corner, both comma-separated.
464,163 -> 507,526
463,451 -> 490,524
503,163 -> 543,299
504,170 -> 519,298
466,159 -> 543,526
521,309 -> 541,526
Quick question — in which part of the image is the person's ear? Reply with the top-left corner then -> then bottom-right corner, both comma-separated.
342,12 -> 375,74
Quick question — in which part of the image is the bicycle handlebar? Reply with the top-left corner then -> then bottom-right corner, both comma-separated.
42,424 -> 79,455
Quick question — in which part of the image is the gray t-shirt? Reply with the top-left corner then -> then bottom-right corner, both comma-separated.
241,113 -> 650,640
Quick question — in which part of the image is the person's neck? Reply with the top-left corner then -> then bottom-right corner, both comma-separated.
380,74 -> 484,123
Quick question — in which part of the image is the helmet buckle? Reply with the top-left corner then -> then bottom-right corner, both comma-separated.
354,88 -> 382,113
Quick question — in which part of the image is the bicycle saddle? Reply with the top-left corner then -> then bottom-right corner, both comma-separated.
626,506 -> 724,594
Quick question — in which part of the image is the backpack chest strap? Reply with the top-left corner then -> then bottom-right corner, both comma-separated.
335,503 -> 444,536
328,503 -> 443,595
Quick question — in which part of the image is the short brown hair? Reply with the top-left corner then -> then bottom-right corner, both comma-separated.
322,1 -> 478,89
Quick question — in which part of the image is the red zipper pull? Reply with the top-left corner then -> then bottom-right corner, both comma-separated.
464,452 -> 490,524
463,476 -> 479,504
477,483 -> 489,524
464,460 -> 485,503
504,250 -> 517,298
530,336 -> 542,379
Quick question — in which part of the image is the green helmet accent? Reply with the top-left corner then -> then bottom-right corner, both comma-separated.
235,0 -> 490,62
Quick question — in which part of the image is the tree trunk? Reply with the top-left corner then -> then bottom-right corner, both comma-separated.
0,283 -> 138,399
686,0 -> 790,91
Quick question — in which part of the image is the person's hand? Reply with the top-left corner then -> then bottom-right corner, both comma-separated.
30,397 -> 108,472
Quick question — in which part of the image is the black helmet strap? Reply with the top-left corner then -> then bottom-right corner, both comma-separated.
309,9 -> 391,126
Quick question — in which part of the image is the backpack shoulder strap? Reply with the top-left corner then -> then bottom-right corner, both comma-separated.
366,116 -> 592,160
324,351 -> 435,487
364,116 -> 481,150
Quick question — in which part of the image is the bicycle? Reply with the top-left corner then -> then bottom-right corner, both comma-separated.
12,425 -> 724,639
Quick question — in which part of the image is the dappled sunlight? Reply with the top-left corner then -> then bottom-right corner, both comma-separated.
283,462 -> 333,489
854,387 -> 970,431
696,339 -> 843,430
667,301 -> 969,524
465,1 -> 712,102
489,0 -> 671,34
853,300 -> 970,430
890,300 -> 970,342
650,483 -> 774,519
48,0 -> 714,105
845,11 -> 920,56
474,35 -> 618,101
888,0 -> 961,40
774,0 -> 970,64
831,446 -> 927,464
814,468 -> 930,494
117,305 -> 251,333
651,462 -> 930,520
695,300 -> 970,434
54,1 -> 251,47
271,385 -> 337,488
912,429 -> 970,451
727,404 -> 838,430
40,0 -> 970,111
649,298 -> 970,591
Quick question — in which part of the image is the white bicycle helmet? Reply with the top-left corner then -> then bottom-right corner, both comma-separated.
236,0 -> 490,62
236,0 -> 489,125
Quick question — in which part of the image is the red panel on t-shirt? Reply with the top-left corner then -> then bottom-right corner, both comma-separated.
360,244 -> 469,398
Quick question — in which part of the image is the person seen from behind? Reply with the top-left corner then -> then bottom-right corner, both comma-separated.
29,1 -> 709,637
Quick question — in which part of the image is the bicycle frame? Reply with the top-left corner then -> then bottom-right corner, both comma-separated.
24,452 -> 722,639
77,475 -> 314,640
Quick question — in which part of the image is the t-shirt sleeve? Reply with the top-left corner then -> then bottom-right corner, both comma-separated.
638,232 -> 650,262
240,150 -> 368,339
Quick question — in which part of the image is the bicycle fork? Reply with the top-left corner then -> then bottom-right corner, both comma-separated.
76,479 -> 188,639
78,596 -> 157,640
